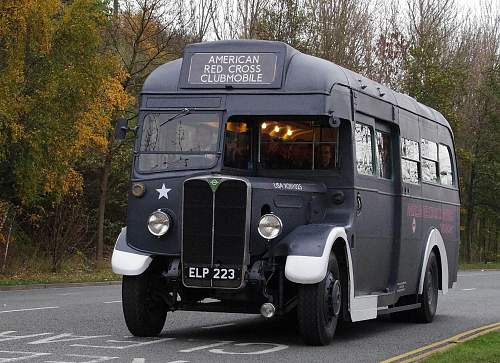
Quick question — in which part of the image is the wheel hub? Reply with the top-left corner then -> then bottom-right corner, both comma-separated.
324,273 -> 341,322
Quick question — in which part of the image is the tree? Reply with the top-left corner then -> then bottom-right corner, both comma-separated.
0,0 -> 130,270
94,0 -> 189,266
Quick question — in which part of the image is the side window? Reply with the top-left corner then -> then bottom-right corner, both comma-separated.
401,138 -> 420,184
259,120 -> 338,170
421,139 -> 438,182
376,130 -> 392,179
439,144 -> 454,186
355,123 -> 374,175
224,121 -> 251,169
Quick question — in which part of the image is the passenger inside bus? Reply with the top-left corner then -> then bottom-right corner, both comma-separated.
316,144 -> 336,169
258,120 -> 338,170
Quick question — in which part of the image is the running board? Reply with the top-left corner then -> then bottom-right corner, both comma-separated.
377,303 -> 421,316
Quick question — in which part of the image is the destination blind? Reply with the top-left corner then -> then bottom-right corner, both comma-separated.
188,53 -> 277,85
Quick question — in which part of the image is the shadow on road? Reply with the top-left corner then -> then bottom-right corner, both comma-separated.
158,315 -> 424,346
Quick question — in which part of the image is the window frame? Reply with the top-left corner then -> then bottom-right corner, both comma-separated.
134,111 -> 222,174
222,119 -> 253,171
400,137 -> 421,185
438,143 -> 455,187
257,119 -> 339,172
354,121 -> 376,176
421,138 -> 439,185
374,127 -> 394,180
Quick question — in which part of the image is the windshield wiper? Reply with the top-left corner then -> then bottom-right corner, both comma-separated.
159,108 -> 191,127
150,157 -> 190,171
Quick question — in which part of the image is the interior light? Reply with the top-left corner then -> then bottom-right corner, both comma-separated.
274,125 -> 280,133
261,122 -> 267,129
287,128 -> 293,136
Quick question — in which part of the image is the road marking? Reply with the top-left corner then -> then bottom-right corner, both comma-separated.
461,288 -> 476,291
56,293 -> 79,296
381,321 -> 500,363
72,338 -> 174,350
166,361 -> 189,363
45,354 -> 119,363
131,359 -> 145,363
0,350 -> 51,362
179,341 -> 234,353
28,333 -> 111,345
103,301 -> 121,304
0,306 -> 59,314
201,323 -> 235,329
0,331 -> 52,342
209,342 -> 289,355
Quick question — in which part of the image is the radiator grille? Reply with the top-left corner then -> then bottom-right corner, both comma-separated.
182,178 -> 248,288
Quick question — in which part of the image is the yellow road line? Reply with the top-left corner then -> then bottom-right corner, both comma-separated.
380,322 -> 500,363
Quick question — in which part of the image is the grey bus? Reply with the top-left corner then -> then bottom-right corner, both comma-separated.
111,40 -> 460,345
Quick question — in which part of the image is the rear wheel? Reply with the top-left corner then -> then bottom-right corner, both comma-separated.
122,269 -> 167,337
297,253 -> 342,345
413,251 -> 439,323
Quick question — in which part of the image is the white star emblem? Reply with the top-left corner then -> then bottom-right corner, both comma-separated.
156,184 -> 171,200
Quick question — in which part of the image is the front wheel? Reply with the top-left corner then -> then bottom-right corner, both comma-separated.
122,269 -> 167,337
297,253 -> 342,345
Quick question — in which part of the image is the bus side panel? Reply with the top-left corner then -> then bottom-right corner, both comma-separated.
420,117 -> 444,288
397,110 -> 422,295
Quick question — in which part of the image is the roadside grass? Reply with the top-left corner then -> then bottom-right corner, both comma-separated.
459,262 -> 500,270
423,331 -> 500,363
0,254 -> 119,286
0,268 -> 118,286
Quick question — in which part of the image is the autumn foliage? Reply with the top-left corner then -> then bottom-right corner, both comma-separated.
0,0 -> 498,274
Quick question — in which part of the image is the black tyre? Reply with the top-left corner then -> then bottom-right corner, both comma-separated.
122,269 -> 167,337
413,251 -> 439,323
297,253 -> 342,345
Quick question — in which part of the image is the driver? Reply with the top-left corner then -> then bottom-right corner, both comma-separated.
317,144 -> 335,169
191,126 -> 217,152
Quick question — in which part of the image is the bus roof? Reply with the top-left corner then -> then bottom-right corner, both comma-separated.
142,39 -> 451,130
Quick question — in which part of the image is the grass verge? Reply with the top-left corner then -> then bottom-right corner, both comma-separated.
459,262 -> 500,270
422,331 -> 500,363
0,267 -> 119,286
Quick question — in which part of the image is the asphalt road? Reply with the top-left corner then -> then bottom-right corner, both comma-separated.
1,270 -> 499,363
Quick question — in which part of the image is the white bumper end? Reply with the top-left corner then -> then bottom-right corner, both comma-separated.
285,227 -> 347,284
111,227 -> 152,276
112,249 -> 152,276
285,255 -> 326,284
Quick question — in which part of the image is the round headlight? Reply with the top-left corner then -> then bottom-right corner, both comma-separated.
258,214 -> 283,240
147,210 -> 171,236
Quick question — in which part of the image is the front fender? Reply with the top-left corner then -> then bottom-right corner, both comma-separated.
111,227 -> 152,276
271,224 -> 347,284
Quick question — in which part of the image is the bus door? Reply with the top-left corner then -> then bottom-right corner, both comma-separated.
397,110 -> 423,295
353,113 -> 396,294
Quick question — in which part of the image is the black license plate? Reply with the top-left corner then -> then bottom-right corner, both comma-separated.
185,266 -> 240,280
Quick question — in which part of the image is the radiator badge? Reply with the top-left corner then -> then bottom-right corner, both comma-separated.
208,177 -> 222,192
156,183 -> 171,200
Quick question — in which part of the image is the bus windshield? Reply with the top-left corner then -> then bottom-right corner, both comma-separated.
137,112 -> 220,172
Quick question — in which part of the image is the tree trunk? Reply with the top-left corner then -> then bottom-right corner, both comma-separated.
464,161 -> 476,264
496,224 -> 499,263
96,149 -> 113,268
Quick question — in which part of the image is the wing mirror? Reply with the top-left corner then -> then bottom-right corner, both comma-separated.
114,117 -> 128,140
329,115 -> 341,128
